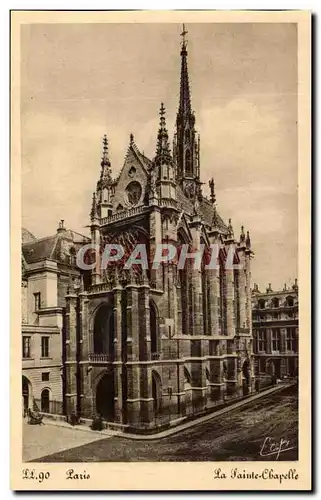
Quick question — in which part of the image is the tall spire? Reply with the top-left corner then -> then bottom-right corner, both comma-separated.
179,23 -> 191,116
176,24 -> 200,197
154,102 -> 172,166
96,134 -> 114,219
100,134 -> 112,182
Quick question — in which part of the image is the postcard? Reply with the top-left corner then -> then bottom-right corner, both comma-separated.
11,9 -> 311,491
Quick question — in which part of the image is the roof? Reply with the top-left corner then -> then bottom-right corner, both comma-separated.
175,185 -> 227,233
22,227 -> 37,244
22,235 -> 57,263
22,228 -> 90,264
199,197 -> 227,233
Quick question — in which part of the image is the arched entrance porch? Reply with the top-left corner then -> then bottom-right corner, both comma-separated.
95,372 -> 115,421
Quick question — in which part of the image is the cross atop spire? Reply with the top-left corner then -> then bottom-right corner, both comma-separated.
178,24 -> 191,116
180,23 -> 188,49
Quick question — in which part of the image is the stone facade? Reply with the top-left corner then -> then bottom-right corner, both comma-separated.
21,223 -> 89,415
252,281 -> 299,380
63,30 -> 256,432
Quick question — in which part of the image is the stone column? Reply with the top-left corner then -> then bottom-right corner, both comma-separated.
245,252 -> 252,330
149,207 -> 163,290
295,327 -> 299,354
91,222 -> 101,285
238,258 -> 247,329
125,278 -> 140,427
65,288 -> 78,418
79,288 -> 92,418
208,268 -> 219,336
226,267 -> 235,337
280,328 -> 287,354
191,268 -> 203,337
189,221 -> 204,338
266,328 -> 272,354
113,284 -> 123,424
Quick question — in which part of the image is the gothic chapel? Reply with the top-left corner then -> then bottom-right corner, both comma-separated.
64,26 -> 254,431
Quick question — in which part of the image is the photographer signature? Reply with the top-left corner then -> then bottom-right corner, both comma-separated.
259,437 -> 296,460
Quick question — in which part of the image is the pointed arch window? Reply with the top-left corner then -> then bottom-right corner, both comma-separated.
219,255 -> 227,335
150,301 -> 159,358
185,149 -> 192,176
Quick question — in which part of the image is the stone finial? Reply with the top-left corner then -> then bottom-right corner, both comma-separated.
227,218 -> 234,240
209,178 -> 216,205
246,230 -> 251,249
99,135 -> 112,184
101,134 -> 110,168
154,102 -> 172,166
240,225 -> 246,243
90,192 -> 98,221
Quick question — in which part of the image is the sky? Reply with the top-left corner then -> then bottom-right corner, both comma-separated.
21,22 -> 298,291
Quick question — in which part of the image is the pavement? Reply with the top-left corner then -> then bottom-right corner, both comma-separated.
34,383 -> 298,462
22,420 -> 112,462
24,382 -> 297,462
37,382 -> 292,441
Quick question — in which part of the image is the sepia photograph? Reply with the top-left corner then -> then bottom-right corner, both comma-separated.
11,10 -> 311,491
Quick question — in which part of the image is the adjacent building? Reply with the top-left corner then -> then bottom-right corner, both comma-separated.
21,223 -> 89,414
252,281 -> 299,379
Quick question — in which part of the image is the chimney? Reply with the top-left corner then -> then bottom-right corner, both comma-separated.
266,283 -> 272,293
57,219 -> 66,233
253,283 -> 259,293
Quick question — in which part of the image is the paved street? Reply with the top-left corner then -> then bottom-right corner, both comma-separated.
23,420 -> 111,462
33,385 -> 298,462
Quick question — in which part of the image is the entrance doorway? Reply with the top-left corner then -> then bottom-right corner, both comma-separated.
267,359 -> 281,379
22,376 -> 31,412
41,389 -> 50,413
96,373 -> 115,421
242,360 -> 250,396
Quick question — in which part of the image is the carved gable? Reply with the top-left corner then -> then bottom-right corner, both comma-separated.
111,145 -> 149,213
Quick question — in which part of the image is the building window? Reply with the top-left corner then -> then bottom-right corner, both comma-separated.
258,299 -> 266,309
286,296 -> 294,307
272,329 -> 280,351
272,297 -> 279,308
286,328 -> 295,351
34,292 -> 41,311
41,337 -> 49,358
41,372 -> 50,382
258,330 -> 266,352
22,336 -> 31,358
